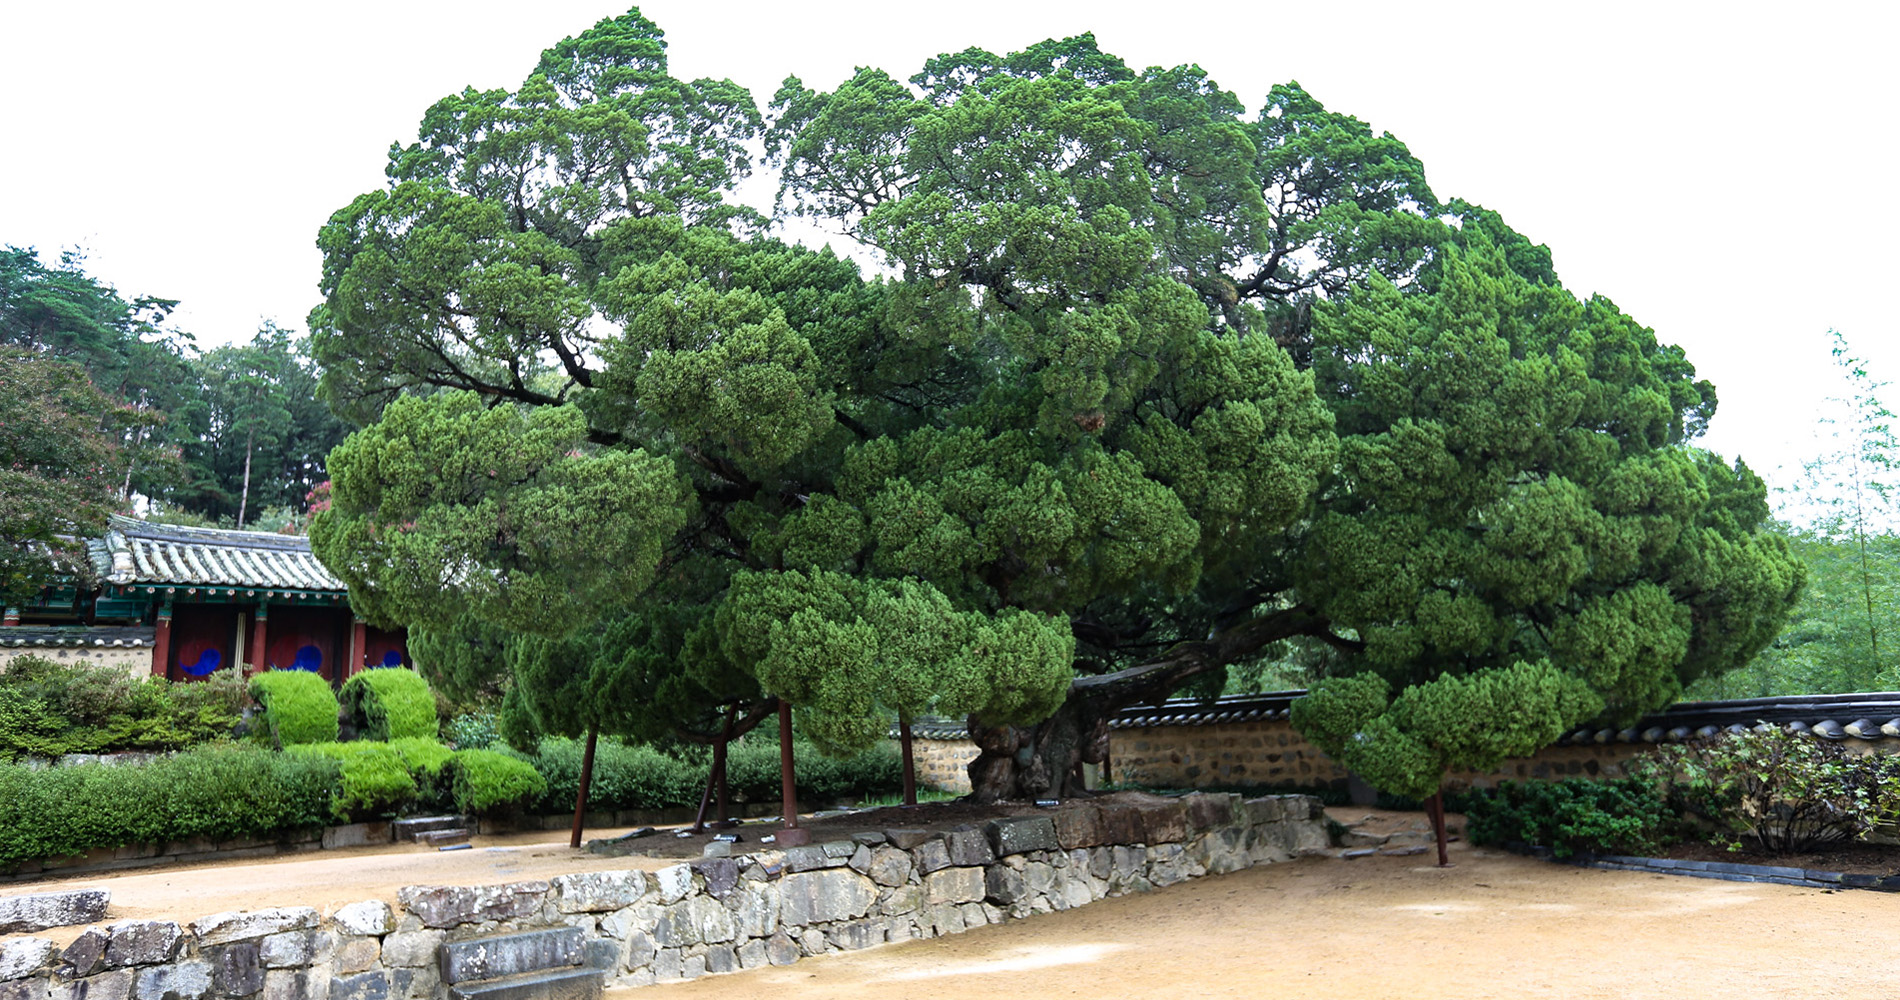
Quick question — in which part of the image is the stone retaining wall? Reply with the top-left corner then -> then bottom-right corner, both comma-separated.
905,720 -> 1654,797
0,792 -> 1326,998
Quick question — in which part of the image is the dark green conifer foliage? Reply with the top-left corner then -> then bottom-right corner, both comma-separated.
308,10 -> 1803,805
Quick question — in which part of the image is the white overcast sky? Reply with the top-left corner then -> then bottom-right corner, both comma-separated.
4,0 -> 1894,507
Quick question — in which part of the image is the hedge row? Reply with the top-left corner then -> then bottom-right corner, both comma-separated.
290,740 -> 546,820
248,670 -> 339,745
340,668 -> 437,741
515,734 -> 904,815
0,656 -> 248,758
0,743 -> 339,865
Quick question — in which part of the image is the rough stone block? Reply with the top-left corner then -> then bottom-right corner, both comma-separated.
648,950 -> 681,982
984,867 -> 1027,906
942,828 -> 995,867
549,872 -> 647,914
876,884 -> 921,918
687,859 -> 739,899
579,942 -> 615,973
1051,805 -> 1105,849
257,933 -> 312,972
439,927 -> 582,985
0,980 -> 47,1000
0,939 -> 55,981
105,923 -> 183,968
133,962 -> 211,1000
702,944 -> 735,975
191,911 -> 319,947
849,832 -> 886,847
59,929 -> 108,978
763,935 -> 798,968
651,867 -> 692,905
1095,803 -> 1145,845
881,830 -> 935,850
206,942 -> 263,998
1182,792 -> 1239,831
735,940 -> 767,971
394,884 -> 547,930
327,904 -> 390,939
730,883 -> 778,939
986,817 -> 1058,857
1241,797 -> 1284,826
777,870 -> 875,926
330,940 -> 377,978
781,846 -> 838,873
375,933 -> 442,971
260,970 -> 322,1000
1135,801 -> 1190,845
910,840 -> 952,874
445,968 -> 598,1000
922,868 -> 985,906
325,972 -> 385,1000
49,970 -> 132,1000
0,891 -> 110,935
867,846 -> 912,887
830,921 -> 886,952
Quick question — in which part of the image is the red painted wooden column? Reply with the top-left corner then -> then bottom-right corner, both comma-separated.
150,598 -> 173,678
349,618 -> 367,677
2,607 -> 19,626
249,603 -> 269,673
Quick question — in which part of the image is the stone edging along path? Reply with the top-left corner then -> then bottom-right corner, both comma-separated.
1502,842 -> 1900,891
0,792 -> 1329,999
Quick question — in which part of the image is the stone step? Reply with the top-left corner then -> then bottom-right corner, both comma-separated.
417,829 -> 471,847
440,927 -> 585,984
392,815 -> 467,840
447,967 -> 603,1000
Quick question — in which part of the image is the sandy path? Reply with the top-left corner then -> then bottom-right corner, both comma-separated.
639,839 -> 1900,1000
2,826 -> 668,943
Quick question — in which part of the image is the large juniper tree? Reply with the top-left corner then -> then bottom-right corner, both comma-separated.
310,9 -> 1802,803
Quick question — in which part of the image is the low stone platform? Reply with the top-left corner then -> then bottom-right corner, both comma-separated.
0,792 -> 1328,998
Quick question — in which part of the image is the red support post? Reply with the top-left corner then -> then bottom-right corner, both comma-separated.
2,607 -> 19,626
249,604 -> 269,674
349,618 -> 367,677
150,599 -> 173,678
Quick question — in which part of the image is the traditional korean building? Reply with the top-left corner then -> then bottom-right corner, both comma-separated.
0,516 -> 405,684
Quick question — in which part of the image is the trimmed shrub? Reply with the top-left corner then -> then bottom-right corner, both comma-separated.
1640,728 -> 1900,853
249,670 -> 340,746
340,668 -> 437,741
0,656 -> 247,758
1463,778 -> 1678,858
290,742 -> 417,820
0,743 -> 339,866
450,749 -> 548,814
514,734 -> 903,815
444,711 -> 499,750
391,736 -> 455,812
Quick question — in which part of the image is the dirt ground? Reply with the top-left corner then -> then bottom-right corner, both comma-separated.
638,811 -> 1900,1000
1,826 -> 669,945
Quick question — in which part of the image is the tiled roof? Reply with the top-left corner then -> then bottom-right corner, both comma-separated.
909,689 -> 1900,744
88,515 -> 345,594
0,626 -> 155,649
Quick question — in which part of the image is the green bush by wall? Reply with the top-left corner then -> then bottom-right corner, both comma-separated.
450,748 -> 548,814
289,742 -> 416,820
0,743 -> 339,866
248,670 -> 340,746
340,668 -> 437,741
514,734 -> 903,815
0,656 -> 247,758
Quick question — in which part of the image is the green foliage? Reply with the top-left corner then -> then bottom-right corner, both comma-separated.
340,668 -> 438,741
389,736 -> 453,776
444,711 -> 500,750
308,13 -> 1800,797
0,348 -> 143,604
0,657 -> 248,758
248,670 -> 341,746
512,734 -> 902,814
449,748 -> 548,815
290,741 -> 417,820
0,743 -> 340,866
1463,778 -> 1678,859
1640,729 -> 1900,854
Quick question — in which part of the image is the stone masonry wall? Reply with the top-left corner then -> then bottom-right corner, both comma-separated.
0,647 -> 146,679
1111,719 -> 1650,792
909,739 -> 980,795
0,792 -> 1325,999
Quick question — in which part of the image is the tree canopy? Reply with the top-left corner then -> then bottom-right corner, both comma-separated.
308,9 -> 1803,800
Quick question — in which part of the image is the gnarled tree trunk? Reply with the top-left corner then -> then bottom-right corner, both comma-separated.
965,605 -> 1334,803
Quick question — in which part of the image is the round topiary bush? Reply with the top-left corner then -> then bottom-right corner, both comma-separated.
449,748 -> 548,815
339,668 -> 438,741
248,670 -> 341,746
